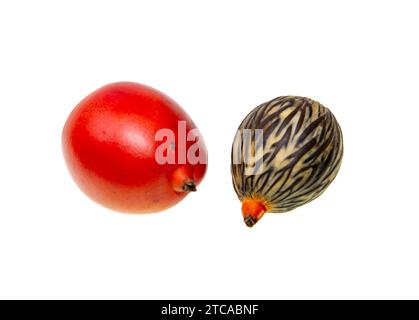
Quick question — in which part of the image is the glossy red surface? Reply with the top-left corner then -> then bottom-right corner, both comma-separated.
62,82 -> 207,213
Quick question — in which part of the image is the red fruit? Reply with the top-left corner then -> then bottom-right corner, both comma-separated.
62,82 -> 207,213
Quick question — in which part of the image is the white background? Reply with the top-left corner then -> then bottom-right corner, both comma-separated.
0,0 -> 418,300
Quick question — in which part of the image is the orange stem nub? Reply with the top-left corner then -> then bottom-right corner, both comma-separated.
242,198 -> 267,228
171,166 -> 196,193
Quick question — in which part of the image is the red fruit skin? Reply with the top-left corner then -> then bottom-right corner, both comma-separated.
62,82 -> 207,213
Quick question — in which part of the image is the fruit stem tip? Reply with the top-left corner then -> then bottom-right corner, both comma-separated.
242,199 -> 267,228
182,181 -> 197,192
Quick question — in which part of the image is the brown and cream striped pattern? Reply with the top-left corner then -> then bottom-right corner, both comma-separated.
231,96 -> 343,213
